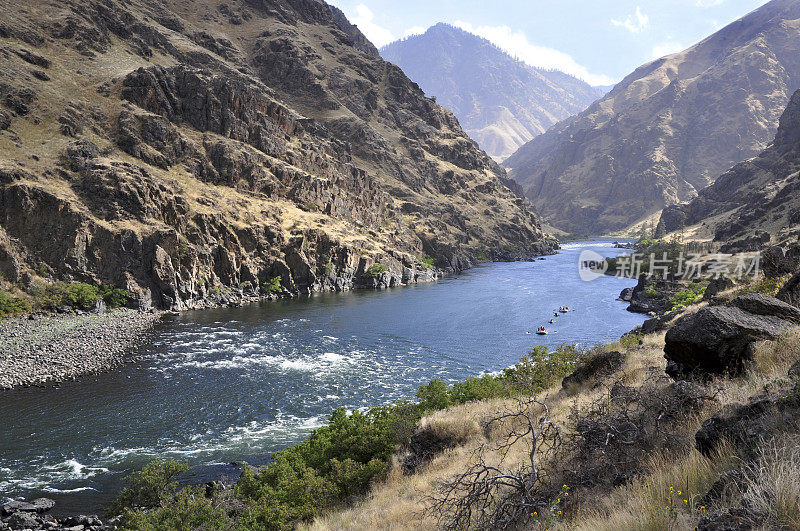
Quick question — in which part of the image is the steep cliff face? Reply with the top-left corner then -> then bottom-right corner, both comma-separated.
0,0 -> 554,310
660,89 -> 800,250
381,24 -> 602,161
506,0 -> 800,235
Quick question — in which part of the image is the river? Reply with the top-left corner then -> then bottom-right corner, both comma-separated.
0,241 -> 645,515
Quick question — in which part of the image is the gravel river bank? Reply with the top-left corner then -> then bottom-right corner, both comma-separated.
0,310 -> 162,390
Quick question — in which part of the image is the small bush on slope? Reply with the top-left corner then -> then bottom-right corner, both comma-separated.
120,486 -> 229,531
109,460 -> 189,516
29,281 -> 99,310
100,285 -> 130,308
670,282 -> 708,310
0,289 -> 31,317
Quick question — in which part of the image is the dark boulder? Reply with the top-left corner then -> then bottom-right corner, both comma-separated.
402,421 -> 474,474
562,350 -> 626,390
0,109 -> 10,130
64,139 -> 101,172
789,358 -> 800,380
28,498 -> 55,513
31,70 -> 50,81
703,277 -> 734,302
698,468 -> 746,508
6,511 -> 39,529
664,294 -> 800,378
628,275 -> 682,315
761,244 -> 800,278
697,508 -> 766,531
641,309 -> 684,334
13,48 -> 51,68
1,500 -> 35,516
777,271 -> 800,308
61,514 -> 103,527
619,287 -> 633,302
732,293 -> 800,322
2,87 -> 36,116
695,385 -> 800,459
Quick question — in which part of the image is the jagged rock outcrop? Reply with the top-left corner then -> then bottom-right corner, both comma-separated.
0,0 -> 555,309
380,24 -> 601,161
664,294 -> 800,378
506,0 -> 800,234
661,89 -> 800,249
627,275 -> 683,315
761,244 -> 800,277
777,271 -> 800,307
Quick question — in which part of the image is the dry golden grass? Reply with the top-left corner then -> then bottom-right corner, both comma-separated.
564,445 -> 736,531
743,435 -> 800,528
714,328 -> 800,405
416,410 -> 482,447
751,329 -> 800,378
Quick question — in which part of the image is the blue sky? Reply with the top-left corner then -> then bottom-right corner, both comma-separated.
328,0 -> 769,85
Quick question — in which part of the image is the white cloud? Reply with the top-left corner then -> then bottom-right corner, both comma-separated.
403,26 -> 427,39
453,21 -> 615,86
696,0 -> 725,6
611,6 -> 649,33
350,4 -> 395,47
651,41 -> 685,59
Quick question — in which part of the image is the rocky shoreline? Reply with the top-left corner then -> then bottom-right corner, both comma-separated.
1,498 -> 109,531
0,310 -> 162,390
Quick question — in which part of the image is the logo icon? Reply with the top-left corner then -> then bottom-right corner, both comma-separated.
578,250 -> 608,282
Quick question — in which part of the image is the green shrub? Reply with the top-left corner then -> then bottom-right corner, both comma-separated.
261,276 -> 283,295
619,333 -> 643,349
501,345 -> 580,394
0,289 -> 31,317
366,263 -> 387,277
30,281 -> 101,310
63,283 -> 100,309
100,286 -> 130,309
234,406 -> 407,528
416,379 -> 452,411
319,261 -> 333,275
450,374 -> 511,403
670,282 -> 708,310
420,255 -> 436,269
108,459 -> 189,515
120,486 -> 229,531
644,288 -> 659,298
236,463 -> 333,530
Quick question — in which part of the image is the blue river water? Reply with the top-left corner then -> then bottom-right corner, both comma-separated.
0,241 -> 645,514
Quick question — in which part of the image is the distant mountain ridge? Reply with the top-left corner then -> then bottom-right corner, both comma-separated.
660,89 -> 800,251
380,23 -> 602,161
505,0 -> 800,235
